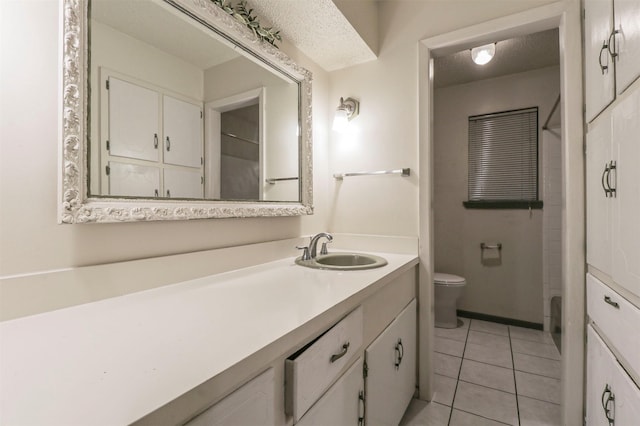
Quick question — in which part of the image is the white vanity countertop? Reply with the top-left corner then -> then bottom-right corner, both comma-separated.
0,251 -> 418,425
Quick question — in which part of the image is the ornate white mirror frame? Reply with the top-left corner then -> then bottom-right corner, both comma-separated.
59,0 -> 313,224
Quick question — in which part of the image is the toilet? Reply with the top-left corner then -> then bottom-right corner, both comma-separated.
434,272 -> 467,329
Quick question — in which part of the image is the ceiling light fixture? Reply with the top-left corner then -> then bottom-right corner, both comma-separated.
471,43 -> 496,65
332,97 -> 359,132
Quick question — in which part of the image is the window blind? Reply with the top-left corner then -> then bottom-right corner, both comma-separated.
468,107 -> 538,202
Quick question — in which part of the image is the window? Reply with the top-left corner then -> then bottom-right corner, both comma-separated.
464,107 -> 543,209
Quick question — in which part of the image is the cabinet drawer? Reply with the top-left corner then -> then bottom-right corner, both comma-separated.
285,306 -> 363,422
587,273 -> 640,378
185,368 -> 274,426
586,326 -> 640,426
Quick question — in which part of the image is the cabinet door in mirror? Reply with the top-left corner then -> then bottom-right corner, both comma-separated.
60,0 -> 312,223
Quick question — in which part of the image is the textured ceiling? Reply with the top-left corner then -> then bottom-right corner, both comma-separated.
434,29 -> 560,88
246,0 -> 377,71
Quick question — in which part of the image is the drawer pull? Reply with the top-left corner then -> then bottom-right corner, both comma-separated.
601,384 -> 615,425
358,390 -> 365,425
604,295 -> 620,309
330,342 -> 350,363
395,339 -> 404,370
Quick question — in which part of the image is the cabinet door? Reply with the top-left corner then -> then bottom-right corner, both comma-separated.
108,161 -> 159,198
586,326 -> 616,426
185,368 -> 275,426
163,95 -> 203,168
296,358 -> 364,426
586,326 -> 640,426
585,0 -> 615,122
613,0 -> 640,95
365,299 -> 416,426
164,168 -> 203,199
611,86 -> 640,298
586,116 -> 613,275
108,77 -> 160,162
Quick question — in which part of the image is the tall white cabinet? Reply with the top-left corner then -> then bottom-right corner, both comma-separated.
101,74 -> 204,198
584,0 -> 640,122
584,1 -> 640,424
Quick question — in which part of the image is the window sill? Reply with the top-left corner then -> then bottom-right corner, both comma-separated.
463,200 -> 544,209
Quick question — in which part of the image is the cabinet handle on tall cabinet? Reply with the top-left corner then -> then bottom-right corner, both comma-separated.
607,161 -> 616,197
601,384 -> 615,425
602,163 -> 612,197
608,29 -> 619,58
599,40 -> 610,74
166,136 -> 171,151
154,133 -> 158,149
604,295 -> 620,309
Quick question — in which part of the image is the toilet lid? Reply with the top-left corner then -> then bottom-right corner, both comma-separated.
434,272 -> 466,286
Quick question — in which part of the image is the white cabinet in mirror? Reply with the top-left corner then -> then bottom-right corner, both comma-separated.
60,0 -> 313,223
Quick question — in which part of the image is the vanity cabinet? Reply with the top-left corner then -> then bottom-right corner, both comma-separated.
184,368 -> 275,426
586,84 -> 640,298
103,74 -> 204,198
365,299 -> 416,426
584,0 -> 640,122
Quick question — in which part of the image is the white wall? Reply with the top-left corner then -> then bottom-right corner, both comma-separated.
0,1 -> 329,282
433,66 -> 560,324
327,0 -> 557,237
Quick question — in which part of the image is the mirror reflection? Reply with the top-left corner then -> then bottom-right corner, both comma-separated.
89,0 -> 300,202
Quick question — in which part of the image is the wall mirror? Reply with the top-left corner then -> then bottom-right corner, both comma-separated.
60,0 -> 313,223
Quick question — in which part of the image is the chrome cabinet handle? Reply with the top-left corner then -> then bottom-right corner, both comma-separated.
395,339 -> 404,370
601,384 -> 615,425
166,189 -> 171,198
599,40 -> 610,74
154,189 -> 159,197
330,342 -> 350,363
166,136 -> 171,151
604,295 -> 620,309
607,161 -> 616,197
602,163 -> 610,196
608,29 -> 619,58
358,390 -> 365,425
154,133 -> 158,149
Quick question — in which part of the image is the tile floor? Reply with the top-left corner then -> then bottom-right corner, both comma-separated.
400,318 -> 561,426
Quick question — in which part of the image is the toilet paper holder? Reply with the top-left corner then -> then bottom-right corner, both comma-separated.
480,243 -> 502,250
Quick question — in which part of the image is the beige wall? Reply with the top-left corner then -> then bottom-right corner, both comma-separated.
0,0 -> 559,305
0,1 -> 329,279
433,66 -> 560,324
327,0 -> 556,236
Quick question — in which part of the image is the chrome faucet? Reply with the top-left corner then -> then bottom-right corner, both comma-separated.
309,232 -> 333,258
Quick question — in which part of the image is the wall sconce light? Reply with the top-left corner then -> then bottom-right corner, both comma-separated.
470,43 -> 496,65
332,97 -> 359,132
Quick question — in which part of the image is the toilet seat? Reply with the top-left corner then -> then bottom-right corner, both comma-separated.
434,272 -> 466,287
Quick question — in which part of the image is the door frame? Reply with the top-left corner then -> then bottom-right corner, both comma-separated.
417,2 -> 584,424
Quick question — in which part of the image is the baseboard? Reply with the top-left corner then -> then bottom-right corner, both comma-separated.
457,310 -> 543,330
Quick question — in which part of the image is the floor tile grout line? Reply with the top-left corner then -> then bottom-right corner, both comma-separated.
517,394 -> 562,407
447,318 -> 471,426
453,407 -> 514,426
508,326 -> 521,426
511,350 -> 561,362
513,367 -> 562,380
456,378 -> 517,395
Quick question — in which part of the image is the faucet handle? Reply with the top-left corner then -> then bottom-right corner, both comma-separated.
320,241 -> 330,255
296,245 -> 311,261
